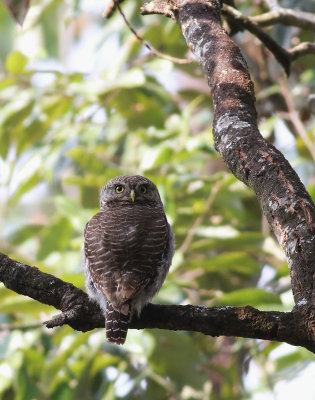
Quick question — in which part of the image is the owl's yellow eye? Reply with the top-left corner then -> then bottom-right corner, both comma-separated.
115,185 -> 124,193
140,185 -> 147,194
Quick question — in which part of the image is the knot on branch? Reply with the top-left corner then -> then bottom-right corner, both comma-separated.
44,302 -> 104,332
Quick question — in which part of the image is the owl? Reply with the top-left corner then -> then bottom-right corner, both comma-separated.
83,175 -> 174,345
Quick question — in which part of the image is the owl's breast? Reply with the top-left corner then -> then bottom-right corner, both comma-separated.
106,204 -> 168,257
85,203 -> 171,306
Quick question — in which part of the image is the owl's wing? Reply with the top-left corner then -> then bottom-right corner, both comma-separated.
84,212 -> 108,260
84,211 -> 114,299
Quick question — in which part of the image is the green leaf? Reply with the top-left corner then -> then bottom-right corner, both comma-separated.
114,68 -> 146,88
186,251 -> 260,275
0,362 -> 14,394
5,51 -> 28,73
8,224 -> 43,244
191,232 -> 266,252
19,348 -> 44,382
274,348 -> 310,372
66,147 -> 106,174
0,296 -> 53,314
308,185 -> 315,202
1,100 -> 35,130
64,174 -> 108,189
149,331 -> 208,390
0,77 -> 17,90
213,288 -> 282,307
44,332 -> 93,389
10,172 -> 42,205
37,217 -> 73,260
61,273 -> 85,288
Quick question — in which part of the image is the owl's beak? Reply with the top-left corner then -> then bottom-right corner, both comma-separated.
130,189 -> 136,203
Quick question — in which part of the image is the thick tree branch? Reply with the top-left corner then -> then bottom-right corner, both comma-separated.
142,1 -> 315,311
221,4 -> 290,74
0,253 -> 314,352
142,2 -> 314,74
220,5 -> 315,73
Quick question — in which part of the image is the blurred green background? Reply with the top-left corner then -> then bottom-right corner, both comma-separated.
0,0 -> 314,399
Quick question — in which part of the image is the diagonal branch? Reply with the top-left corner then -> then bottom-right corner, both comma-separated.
142,0 -> 315,311
104,0 -> 192,64
115,1 -> 192,64
221,5 -> 313,75
278,76 -> 315,161
0,253 -> 314,352
103,0 -> 125,18
221,5 -> 289,73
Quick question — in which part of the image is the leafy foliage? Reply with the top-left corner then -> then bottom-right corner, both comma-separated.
0,0 -> 314,399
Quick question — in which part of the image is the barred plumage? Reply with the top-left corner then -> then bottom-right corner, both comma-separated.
83,175 -> 174,345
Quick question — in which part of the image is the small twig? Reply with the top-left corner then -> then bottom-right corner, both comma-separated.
115,1 -> 192,65
179,180 -> 222,254
103,0 -> 125,18
279,77 -> 315,161
289,42 -> 315,61
251,8 -> 315,31
222,4 -> 291,75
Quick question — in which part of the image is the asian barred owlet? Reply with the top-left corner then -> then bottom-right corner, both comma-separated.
83,175 -> 174,345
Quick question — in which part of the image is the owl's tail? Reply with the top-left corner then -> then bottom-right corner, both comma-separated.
105,301 -> 130,345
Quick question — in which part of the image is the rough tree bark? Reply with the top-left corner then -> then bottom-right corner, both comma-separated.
0,0 -> 314,353
0,253 -> 314,352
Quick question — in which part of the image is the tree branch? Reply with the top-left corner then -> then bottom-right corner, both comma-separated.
221,4 -> 290,74
251,8 -> 315,31
289,42 -> 315,61
142,2 -> 315,74
220,5 -> 314,74
140,0 -> 177,19
0,253 -> 314,352
103,0 -> 125,18
142,0 -> 315,309
278,76 -> 315,161
115,1 -> 192,64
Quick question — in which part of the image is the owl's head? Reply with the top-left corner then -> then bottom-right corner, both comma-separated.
100,175 -> 162,208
